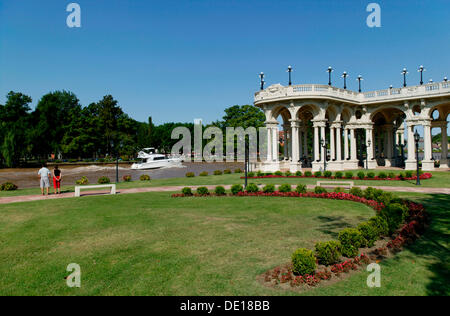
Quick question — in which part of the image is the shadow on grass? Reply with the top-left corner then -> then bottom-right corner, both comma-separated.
404,193 -> 450,296
316,215 -> 354,239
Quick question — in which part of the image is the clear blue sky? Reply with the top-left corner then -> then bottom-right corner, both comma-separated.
1,0 -> 449,125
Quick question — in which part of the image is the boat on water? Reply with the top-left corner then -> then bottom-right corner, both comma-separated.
131,148 -> 183,170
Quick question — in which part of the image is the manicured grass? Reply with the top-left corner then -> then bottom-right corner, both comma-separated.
0,191 -> 448,295
0,193 -> 374,295
1,169 -> 449,198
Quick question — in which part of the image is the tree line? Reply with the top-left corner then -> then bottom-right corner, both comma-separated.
0,91 -> 265,167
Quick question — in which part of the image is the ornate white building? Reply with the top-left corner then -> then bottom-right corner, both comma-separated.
254,81 -> 450,172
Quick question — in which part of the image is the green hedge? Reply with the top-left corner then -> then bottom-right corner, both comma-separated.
292,248 -> 317,275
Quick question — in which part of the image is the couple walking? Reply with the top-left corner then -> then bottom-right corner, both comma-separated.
38,164 -> 62,195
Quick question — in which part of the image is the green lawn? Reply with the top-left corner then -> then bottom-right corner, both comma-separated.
0,191 -> 448,295
1,169 -> 449,198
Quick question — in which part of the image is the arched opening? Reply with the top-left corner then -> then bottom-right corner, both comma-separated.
272,105 -> 292,163
297,105 -> 317,168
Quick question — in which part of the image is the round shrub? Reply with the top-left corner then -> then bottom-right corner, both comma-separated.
181,187 -> 193,196
295,171 -> 303,177
122,175 -> 132,182
224,169 -> 232,174
285,171 -> 292,177
234,168 -> 243,174
257,171 -> 265,177
304,171 -> 313,177
357,222 -> 378,247
363,187 -> 383,201
291,248 -> 317,275
314,186 -> 327,194
196,187 -> 209,196
295,184 -> 307,194
214,186 -> 226,196
378,172 -> 387,179
274,171 -> 283,176
357,171 -> 365,180
376,191 -> 394,206
98,176 -> 111,184
246,183 -> 259,193
368,216 -> 389,237
398,172 -> 405,180
324,171 -> 332,178
315,241 -> 342,265
405,171 -> 413,178
213,170 -> 223,176
338,228 -> 364,257
247,172 -> 255,178
0,182 -> 18,191
185,172 -> 195,178
380,203 -> 409,234
265,172 -> 273,176
140,174 -> 151,181
367,172 -> 376,179
335,171 -> 343,179
263,184 -> 275,193
333,187 -> 345,193
76,176 -> 89,185
345,172 -> 354,179
278,184 -> 292,193
349,187 -> 363,197
388,172 -> 396,179
199,171 -> 209,177
231,184 -> 244,195
314,171 -> 322,178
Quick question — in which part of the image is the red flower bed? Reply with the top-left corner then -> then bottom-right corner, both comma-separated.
241,173 -> 432,181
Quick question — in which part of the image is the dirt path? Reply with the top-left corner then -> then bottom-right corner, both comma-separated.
1,184 -> 449,205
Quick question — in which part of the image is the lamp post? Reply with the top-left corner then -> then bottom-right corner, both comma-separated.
414,130 -> 421,186
418,65 -> 425,85
357,75 -> 363,93
287,65 -> 293,86
327,67 -> 333,86
259,72 -> 265,90
429,79 -> 434,84
365,139 -> 371,170
402,68 -> 408,87
444,77 -> 448,82
342,71 -> 348,90
321,138 -> 328,171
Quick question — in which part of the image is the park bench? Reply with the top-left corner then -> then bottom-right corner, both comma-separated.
74,184 -> 116,197
316,181 -> 354,189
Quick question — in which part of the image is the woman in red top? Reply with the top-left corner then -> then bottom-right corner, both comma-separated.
53,166 -> 62,194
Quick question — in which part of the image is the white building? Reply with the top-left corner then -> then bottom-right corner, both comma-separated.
254,81 -> 450,172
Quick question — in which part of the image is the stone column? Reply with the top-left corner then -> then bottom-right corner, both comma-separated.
336,125 -> 342,161
303,129 -> 308,158
321,125 -> 326,163
330,127 -> 336,160
283,125 -> 289,160
290,120 -> 300,171
344,128 -> 349,160
266,126 -> 272,162
405,123 -> 416,170
314,125 -> 320,162
272,126 -> 278,162
350,128 -> 357,161
298,129 -> 303,158
422,121 -> 434,171
366,127 -> 374,161
441,121 -> 448,168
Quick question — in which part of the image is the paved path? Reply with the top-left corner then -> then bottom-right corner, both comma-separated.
1,184 -> 449,205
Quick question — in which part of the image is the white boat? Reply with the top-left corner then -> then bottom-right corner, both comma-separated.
131,148 -> 183,170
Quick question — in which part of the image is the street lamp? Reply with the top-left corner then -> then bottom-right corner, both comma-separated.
418,65 -> 426,85
365,139 -> 371,170
357,75 -> 363,93
320,138 -> 328,171
429,79 -> 434,84
444,77 -> 448,82
414,130 -> 421,186
402,68 -> 408,87
259,72 -> 265,90
342,71 -> 348,90
287,66 -> 293,86
327,67 -> 334,86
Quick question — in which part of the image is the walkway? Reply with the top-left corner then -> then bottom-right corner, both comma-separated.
1,184 -> 449,205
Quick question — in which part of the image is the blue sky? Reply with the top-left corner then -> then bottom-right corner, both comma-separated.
0,0 -> 449,125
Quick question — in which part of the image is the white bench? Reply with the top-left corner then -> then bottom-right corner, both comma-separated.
316,181 -> 354,189
74,184 -> 116,197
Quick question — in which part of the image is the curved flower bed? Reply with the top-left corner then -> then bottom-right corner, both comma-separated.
241,173 -> 432,181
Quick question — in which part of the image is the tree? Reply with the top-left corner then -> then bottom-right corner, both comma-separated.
220,105 -> 265,129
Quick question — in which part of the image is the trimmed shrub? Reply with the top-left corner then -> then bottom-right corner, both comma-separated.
338,228 -> 364,257
314,186 -> 327,194
380,203 -> 409,234
295,184 -> 307,194
357,171 -> 365,180
324,171 -> 332,178
181,187 -> 193,196
76,176 -> 89,185
358,222 -> 378,247
140,174 -> 151,181
315,241 -> 342,265
275,171 -> 283,176
231,184 -> 244,195
214,186 -> 226,196
185,172 -> 195,178
304,171 -> 313,177
349,187 -> 363,197
257,171 -> 265,177
334,187 -> 345,193
285,171 -> 292,177
363,187 -> 384,201
376,191 -> 394,206
247,172 -> 255,178
405,171 -> 413,178
263,184 -> 275,193
265,172 -> 273,176
295,171 -> 303,177
98,177 -> 111,184
234,168 -> 243,174
278,184 -> 292,193
213,170 -> 223,176
378,172 -> 387,179
367,172 -> 376,179
291,248 -> 317,275
398,172 -> 405,180
199,171 -> 209,177
388,172 -> 396,179
224,169 -> 232,174
335,171 -> 343,179
314,171 -> 322,178
0,182 -> 18,191
246,183 -> 259,193
345,172 -> 354,179
368,216 -> 389,237
122,175 -> 132,182
196,187 -> 209,195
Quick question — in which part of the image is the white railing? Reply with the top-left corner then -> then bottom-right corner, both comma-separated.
254,81 -> 450,104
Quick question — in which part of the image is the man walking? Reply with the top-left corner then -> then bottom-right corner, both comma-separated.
38,163 -> 51,196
